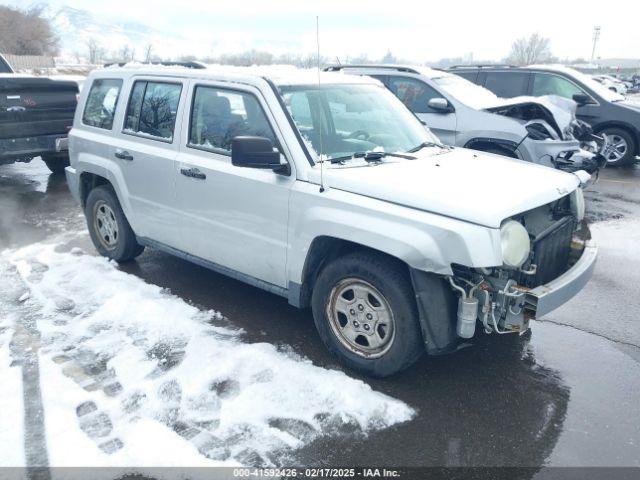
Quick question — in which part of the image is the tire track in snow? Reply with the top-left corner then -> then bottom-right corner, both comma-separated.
1,260 -> 51,479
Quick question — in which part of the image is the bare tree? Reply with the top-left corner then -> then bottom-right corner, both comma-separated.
143,44 -> 153,62
86,38 -> 106,64
0,5 -> 59,55
118,45 -> 136,62
506,33 -> 553,66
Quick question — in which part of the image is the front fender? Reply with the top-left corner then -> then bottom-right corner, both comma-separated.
287,184 -> 502,285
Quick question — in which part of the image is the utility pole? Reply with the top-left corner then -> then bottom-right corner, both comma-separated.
591,26 -> 601,63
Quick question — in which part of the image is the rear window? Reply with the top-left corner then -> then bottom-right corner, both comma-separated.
483,72 -> 529,98
124,81 -> 182,141
452,71 -> 479,83
82,79 -> 122,129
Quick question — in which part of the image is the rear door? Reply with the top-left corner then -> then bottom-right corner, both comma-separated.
175,81 -> 294,288
0,77 -> 77,139
384,75 -> 457,145
112,77 -> 186,248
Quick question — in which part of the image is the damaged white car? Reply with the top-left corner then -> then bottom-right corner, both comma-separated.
328,65 -> 606,174
66,67 -> 597,377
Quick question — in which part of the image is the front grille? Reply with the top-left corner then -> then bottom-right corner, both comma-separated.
525,216 -> 575,288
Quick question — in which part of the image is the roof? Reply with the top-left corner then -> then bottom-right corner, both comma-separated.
325,64 -> 457,80
94,63 -> 378,87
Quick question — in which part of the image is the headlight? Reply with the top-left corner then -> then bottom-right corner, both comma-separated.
571,188 -> 585,222
500,220 -> 531,268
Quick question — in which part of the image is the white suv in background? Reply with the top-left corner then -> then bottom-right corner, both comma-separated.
327,64 -> 605,174
66,66 -> 597,376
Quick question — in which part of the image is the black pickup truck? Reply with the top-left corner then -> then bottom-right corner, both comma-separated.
1,54 -> 79,173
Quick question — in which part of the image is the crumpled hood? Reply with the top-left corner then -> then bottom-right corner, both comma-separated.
311,148 -> 580,228
482,95 -> 576,138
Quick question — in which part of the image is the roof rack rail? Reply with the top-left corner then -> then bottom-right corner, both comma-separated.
104,61 -> 206,69
448,64 -> 516,69
324,64 -> 421,74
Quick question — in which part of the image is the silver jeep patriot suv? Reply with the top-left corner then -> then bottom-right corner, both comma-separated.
66,66 -> 597,376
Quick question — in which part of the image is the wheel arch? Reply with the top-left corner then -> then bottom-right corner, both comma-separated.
293,236 -> 412,309
79,171 -> 110,207
76,162 -> 136,230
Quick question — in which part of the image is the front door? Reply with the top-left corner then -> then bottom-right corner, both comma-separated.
175,82 -> 293,288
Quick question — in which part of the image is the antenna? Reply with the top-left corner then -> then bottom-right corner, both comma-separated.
316,15 -> 325,193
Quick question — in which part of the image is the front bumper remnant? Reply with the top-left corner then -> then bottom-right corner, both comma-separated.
524,239 -> 598,318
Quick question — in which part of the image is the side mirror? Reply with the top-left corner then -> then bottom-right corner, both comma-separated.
572,93 -> 593,106
231,136 -> 287,173
427,97 -> 453,113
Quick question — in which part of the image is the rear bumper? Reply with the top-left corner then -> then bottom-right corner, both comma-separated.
524,239 -> 598,318
0,133 -> 68,160
65,166 -> 81,205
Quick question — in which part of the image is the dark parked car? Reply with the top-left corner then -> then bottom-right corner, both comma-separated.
451,64 -> 640,166
0,53 -> 78,173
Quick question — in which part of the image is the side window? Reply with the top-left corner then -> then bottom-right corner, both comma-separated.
124,81 -> 182,141
188,86 -> 276,153
532,73 -> 585,100
483,72 -> 529,98
82,79 -> 122,129
453,71 -> 479,84
386,76 -> 440,113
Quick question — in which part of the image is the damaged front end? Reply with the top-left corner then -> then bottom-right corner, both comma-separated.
486,96 -> 608,175
414,192 -> 597,355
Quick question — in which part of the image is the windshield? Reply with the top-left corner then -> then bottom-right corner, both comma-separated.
279,83 -> 439,162
432,74 -> 499,109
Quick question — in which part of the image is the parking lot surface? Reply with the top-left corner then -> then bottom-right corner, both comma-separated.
0,159 -> 639,472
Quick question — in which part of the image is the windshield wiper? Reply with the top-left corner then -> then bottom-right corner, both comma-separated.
408,141 -> 450,153
329,151 -> 417,164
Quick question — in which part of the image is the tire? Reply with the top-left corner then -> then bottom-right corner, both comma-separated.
85,185 -> 144,262
311,251 -> 424,377
41,153 -> 70,174
600,127 -> 637,166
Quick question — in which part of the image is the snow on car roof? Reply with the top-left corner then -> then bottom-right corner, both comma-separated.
99,63 -> 378,87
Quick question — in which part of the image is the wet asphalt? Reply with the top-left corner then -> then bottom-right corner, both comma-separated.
0,158 -> 639,473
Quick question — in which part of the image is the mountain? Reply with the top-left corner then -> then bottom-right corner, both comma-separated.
47,5 -> 195,61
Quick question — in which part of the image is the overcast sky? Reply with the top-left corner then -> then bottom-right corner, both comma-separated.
8,0 -> 640,61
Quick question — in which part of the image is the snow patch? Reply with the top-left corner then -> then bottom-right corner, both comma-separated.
0,241 -> 414,468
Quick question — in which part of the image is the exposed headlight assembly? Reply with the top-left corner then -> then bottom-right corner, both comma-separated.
500,220 -> 531,268
526,122 -> 554,141
571,187 -> 586,222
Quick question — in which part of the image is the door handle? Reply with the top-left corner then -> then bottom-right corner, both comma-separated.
180,167 -> 206,180
114,150 -> 134,161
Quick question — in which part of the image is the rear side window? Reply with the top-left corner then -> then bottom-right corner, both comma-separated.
82,79 -> 122,129
386,76 -> 440,113
124,81 -> 182,141
188,86 -> 276,153
483,72 -> 529,98
453,71 -> 479,84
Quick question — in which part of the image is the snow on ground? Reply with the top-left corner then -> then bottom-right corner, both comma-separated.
0,237 -> 414,470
